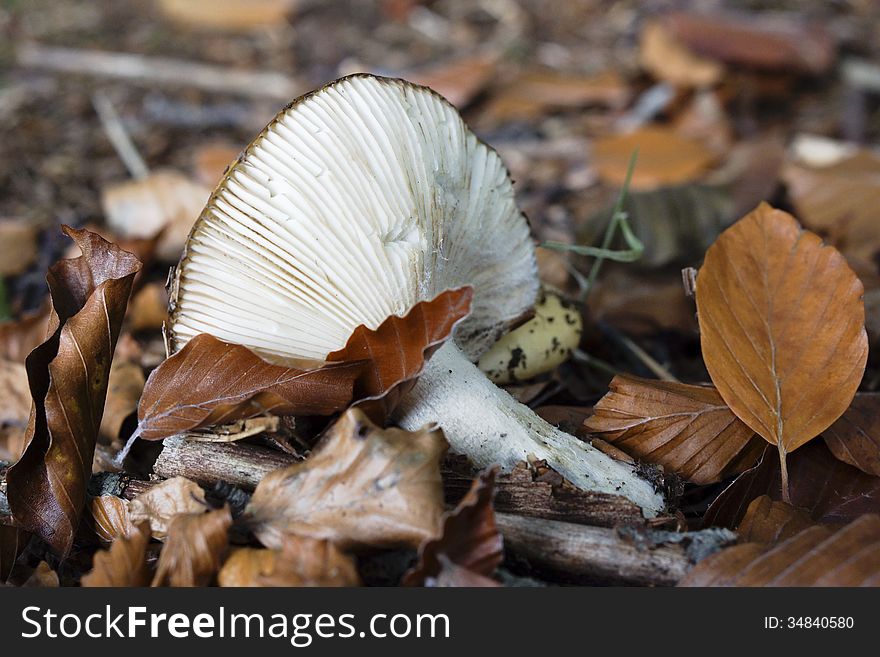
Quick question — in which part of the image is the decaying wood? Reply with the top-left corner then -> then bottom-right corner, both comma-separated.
152,436 -> 298,489
17,42 -> 303,100
496,513 -> 735,586
443,458 -> 646,528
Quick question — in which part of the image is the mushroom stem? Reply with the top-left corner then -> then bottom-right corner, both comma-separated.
393,341 -> 665,516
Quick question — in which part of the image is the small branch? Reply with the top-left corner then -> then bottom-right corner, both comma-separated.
92,90 -> 149,180
496,513 -> 735,586
616,334 -> 680,383
17,42 -> 303,100
152,436 -> 298,490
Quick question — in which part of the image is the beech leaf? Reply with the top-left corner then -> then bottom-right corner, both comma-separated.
735,495 -> 813,544
6,227 -> 141,556
823,393 -> 880,476
696,203 -> 868,495
218,539 -> 361,587
584,375 -> 764,484
704,442 -> 880,529
404,468 -> 503,586
129,476 -> 207,540
151,506 -> 232,587
82,522 -> 152,587
245,408 -> 447,550
681,514 -> 880,586
86,495 -> 133,544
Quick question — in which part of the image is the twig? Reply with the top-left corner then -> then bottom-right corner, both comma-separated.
92,90 -> 149,180
17,42 -> 303,100
616,334 -> 680,383
496,513 -> 735,586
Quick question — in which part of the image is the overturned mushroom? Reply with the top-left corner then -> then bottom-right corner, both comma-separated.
168,74 -> 664,515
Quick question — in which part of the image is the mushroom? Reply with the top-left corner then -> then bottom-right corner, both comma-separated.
167,74 -> 664,515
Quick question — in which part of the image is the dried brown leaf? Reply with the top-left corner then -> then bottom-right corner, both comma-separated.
129,476 -> 207,540
823,393 -> 880,476
696,204 -> 868,484
584,375 -> 764,484
87,495 -> 133,544
82,522 -> 152,587
102,169 -> 211,261
152,506 -> 232,587
408,54 -> 498,108
135,334 -> 363,441
704,442 -> 880,529
327,287 -> 473,421
127,282 -> 168,333
661,11 -> 835,74
639,20 -> 724,88
593,127 -> 717,191
158,0 -> 297,30
218,538 -> 360,587
21,561 -> 59,587
681,514 -> 880,586
404,468 -> 502,586
246,408 -> 447,550
6,227 -> 141,556
0,359 -> 30,461
735,495 -> 813,544
0,304 -> 51,364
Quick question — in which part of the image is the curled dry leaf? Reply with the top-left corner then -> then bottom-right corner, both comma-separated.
135,334 -> 362,441
735,495 -> 812,544
696,204 -> 868,496
152,506 -> 232,587
137,289 -> 469,440
584,375 -> 764,485
824,393 -> 880,476
246,408 -> 447,550
218,538 -> 360,587
102,169 -> 211,261
681,514 -> 880,587
88,495 -> 133,543
704,442 -> 880,529
0,219 -> 38,276
404,468 -> 502,587
6,227 -> 141,556
129,476 -> 207,540
99,360 -> 144,444
592,127 -> 717,191
82,522 -> 152,587
327,287 -> 473,422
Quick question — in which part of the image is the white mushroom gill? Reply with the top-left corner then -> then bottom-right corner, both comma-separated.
169,74 -> 664,515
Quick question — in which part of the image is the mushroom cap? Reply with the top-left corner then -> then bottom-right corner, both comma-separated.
168,74 -> 538,362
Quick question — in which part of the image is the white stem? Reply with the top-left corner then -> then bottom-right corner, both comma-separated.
394,342 -> 665,516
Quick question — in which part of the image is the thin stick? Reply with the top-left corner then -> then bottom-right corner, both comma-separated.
92,90 -> 149,180
17,42 -> 303,100
617,333 -> 680,383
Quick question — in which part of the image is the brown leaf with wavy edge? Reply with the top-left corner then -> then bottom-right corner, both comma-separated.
584,375 -> 764,484
823,393 -> 880,476
404,468 -> 502,586
0,525 -> 30,583
696,203 -> 868,496
704,442 -> 880,529
136,335 -> 362,441
152,506 -> 231,587
6,227 -> 141,556
82,522 -> 152,587
246,408 -> 447,550
87,495 -> 133,544
681,514 -> 880,587
136,289 -> 470,440
735,496 -> 812,544
327,287 -> 473,422
129,476 -> 206,540
218,538 -> 361,587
